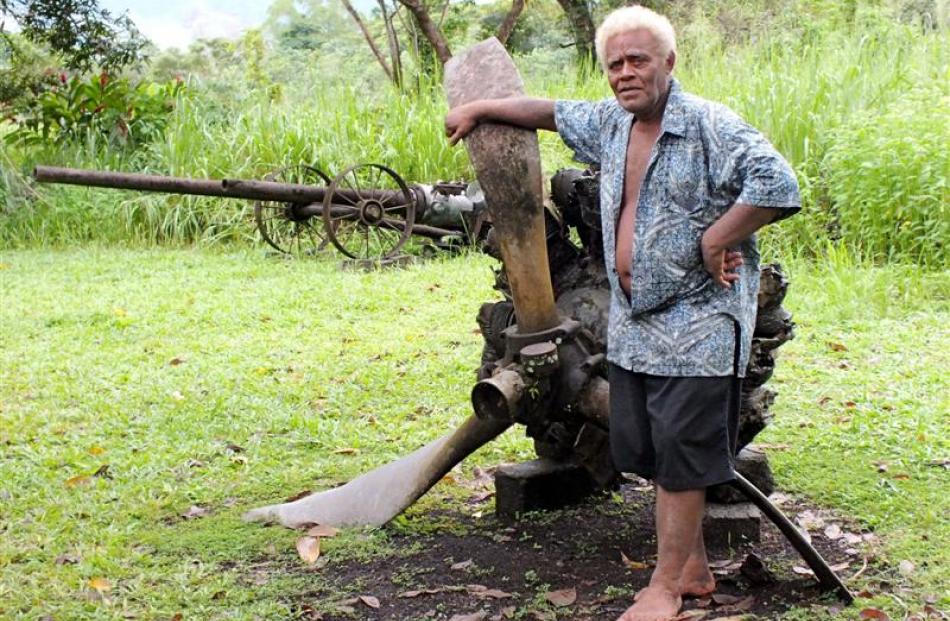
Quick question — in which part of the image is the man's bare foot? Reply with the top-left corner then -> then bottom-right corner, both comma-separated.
616,584 -> 682,621
678,555 -> 716,598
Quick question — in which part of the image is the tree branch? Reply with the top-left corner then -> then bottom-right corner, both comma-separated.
396,0 -> 452,65
339,0 -> 395,83
495,0 -> 526,46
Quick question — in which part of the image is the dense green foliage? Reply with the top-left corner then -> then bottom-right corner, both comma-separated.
0,0 -> 947,266
5,72 -> 185,148
0,0 -> 147,72
823,84 -> 948,266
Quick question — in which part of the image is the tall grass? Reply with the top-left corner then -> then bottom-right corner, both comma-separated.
1,2 -> 946,266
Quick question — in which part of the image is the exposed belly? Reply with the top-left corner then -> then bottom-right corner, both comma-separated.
615,201 -> 636,296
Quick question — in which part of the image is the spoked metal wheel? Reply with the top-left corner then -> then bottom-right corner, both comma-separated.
322,163 -> 416,260
254,165 -> 331,256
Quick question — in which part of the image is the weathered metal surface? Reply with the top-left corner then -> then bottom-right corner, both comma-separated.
322,163 -> 415,260
34,165 -> 402,205
243,414 -> 509,527
444,38 -> 559,333
731,472 -> 855,603
33,164 -> 487,259
245,37 -> 559,527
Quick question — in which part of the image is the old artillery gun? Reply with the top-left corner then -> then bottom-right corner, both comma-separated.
241,39 -> 853,602
33,163 -> 487,261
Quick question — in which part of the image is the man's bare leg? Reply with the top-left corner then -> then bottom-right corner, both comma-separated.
618,485 -> 705,621
679,522 -> 716,597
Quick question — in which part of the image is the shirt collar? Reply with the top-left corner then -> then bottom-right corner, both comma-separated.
659,78 -> 687,137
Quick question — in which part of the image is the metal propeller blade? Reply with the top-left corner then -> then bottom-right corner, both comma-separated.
245,39 -> 550,529
731,472 -> 855,603
243,415 -> 510,528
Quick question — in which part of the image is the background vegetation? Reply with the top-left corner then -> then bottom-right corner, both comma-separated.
0,0 -> 947,265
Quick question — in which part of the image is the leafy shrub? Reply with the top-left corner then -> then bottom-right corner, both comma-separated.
6,72 -> 186,149
821,84 -> 948,266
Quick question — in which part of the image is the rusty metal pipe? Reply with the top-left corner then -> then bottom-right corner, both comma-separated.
471,368 -> 526,420
33,166 -> 408,205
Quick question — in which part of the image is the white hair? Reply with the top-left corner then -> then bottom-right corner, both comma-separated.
595,5 -> 677,68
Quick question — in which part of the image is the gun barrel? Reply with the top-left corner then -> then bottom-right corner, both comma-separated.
33,166 -> 408,205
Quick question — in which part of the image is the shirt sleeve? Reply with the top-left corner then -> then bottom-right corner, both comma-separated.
554,99 -> 608,167
714,108 -> 802,221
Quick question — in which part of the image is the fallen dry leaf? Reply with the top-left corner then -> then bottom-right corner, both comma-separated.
284,489 -> 314,502
398,588 -> 442,598
65,475 -> 90,487
358,595 -> 380,609
792,566 -> 815,576
824,524 -> 842,539
88,446 -> 106,456
739,553 -> 775,585
169,357 -> 185,366
296,536 -> 321,565
544,588 -> 577,607
730,595 -> 755,612
898,560 -> 916,577
306,525 -> 339,538
828,341 -> 848,352
452,559 -> 475,570
621,551 -> 650,570
670,611 -> 707,620
472,588 -> 512,600
711,593 -> 744,606
448,613 -> 487,621
181,505 -> 210,520
88,577 -> 111,592
859,608 -> 891,620
332,448 -> 359,455
468,490 -> 494,504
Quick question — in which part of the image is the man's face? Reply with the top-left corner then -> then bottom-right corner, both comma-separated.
604,28 -> 675,117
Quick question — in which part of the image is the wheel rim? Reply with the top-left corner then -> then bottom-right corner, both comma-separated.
254,165 -> 330,256
322,163 -> 416,260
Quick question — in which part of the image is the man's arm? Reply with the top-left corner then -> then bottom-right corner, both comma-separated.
701,204 -> 780,288
445,97 -> 557,146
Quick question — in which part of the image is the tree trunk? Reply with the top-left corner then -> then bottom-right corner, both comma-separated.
376,0 -> 403,87
495,0 -> 527,46
397,0 -> 452,65
339,0 -> 396,83
555,0 -> 596,66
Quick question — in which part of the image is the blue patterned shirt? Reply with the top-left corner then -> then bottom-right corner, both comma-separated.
554,79 -> 800,377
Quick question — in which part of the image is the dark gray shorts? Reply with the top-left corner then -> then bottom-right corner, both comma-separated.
608,363 -> 741,491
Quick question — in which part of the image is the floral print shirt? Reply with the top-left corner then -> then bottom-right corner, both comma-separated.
554,79 -> 800,376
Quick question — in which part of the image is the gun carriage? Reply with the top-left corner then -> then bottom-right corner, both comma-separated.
33,163 -> 487,261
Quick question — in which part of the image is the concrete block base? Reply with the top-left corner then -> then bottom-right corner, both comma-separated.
494,459 -> 596,519
703,502 -> 761,547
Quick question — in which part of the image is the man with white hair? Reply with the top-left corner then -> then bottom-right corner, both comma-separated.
446,5 -> 800,620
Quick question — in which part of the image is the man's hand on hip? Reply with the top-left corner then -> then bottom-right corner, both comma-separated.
701,240 -> 744,288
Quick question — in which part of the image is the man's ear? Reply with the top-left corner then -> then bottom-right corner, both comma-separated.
667,50 -> 677,72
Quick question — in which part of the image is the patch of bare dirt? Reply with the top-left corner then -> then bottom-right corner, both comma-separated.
281,483 -> 864,620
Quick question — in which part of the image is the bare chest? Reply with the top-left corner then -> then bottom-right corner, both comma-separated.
622,126 -> 661,207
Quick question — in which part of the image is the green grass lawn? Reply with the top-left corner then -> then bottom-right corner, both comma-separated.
0,247 -> 947,620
